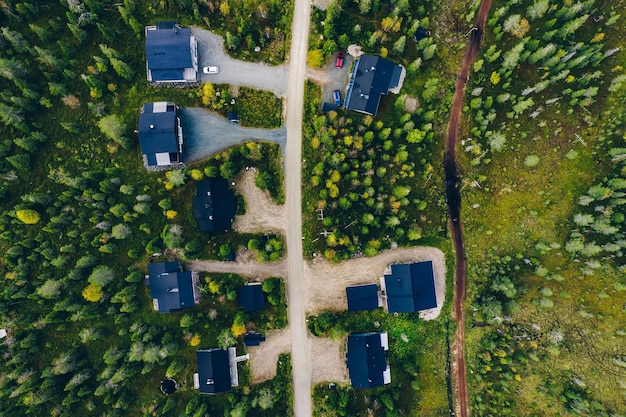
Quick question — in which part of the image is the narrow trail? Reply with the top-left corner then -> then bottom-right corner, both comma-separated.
445,1 -> 492,417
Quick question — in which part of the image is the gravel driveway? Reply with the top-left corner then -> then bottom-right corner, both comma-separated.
194,28 -> 288,97
181,108 -> 286,163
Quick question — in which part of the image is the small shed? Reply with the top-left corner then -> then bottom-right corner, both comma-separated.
346,284 -> 380,312
243,333 -> 266,347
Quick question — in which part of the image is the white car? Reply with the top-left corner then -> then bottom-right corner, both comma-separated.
203,66 -> 219,74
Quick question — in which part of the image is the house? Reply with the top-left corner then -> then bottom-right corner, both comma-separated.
345,284 -> 381,312
346,332 -> 391,388
194,348 -> 249,394
344,55 -> 403,116
146,261 -> 198,313
145,21 -> 198,83
238,282 -> 265,312
138,102 -> 184,169
381,261 -> 437,313
192,179 -> 238,233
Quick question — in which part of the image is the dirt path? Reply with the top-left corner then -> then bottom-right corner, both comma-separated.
185,257 -> 287,279
285,0 -> 313,415
232,170 -> 287,234
444,1 -> 493,417
304,248 -> 446,320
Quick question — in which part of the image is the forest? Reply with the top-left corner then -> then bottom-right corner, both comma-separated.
0,0 -> 290,416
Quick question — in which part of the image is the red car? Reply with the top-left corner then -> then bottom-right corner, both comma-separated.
336,52 -> 344,68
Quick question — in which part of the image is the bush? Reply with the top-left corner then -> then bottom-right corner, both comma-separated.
98,114 -> 130,150
82,283 -> 103,302
307,49 -> 324,68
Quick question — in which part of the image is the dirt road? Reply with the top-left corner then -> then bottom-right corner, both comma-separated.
445,1 -> 493,417
285,0 -> 312,415
232,170 -> 287,234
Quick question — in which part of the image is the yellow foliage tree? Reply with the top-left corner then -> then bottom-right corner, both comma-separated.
16,209 -> 41,224
190,333 -> 201,347
82,283 -> 103,302
190,169 -> 204,180
209,280 -> 220,294
306,49 -> 324,68
201,82 -> 215,106
512,18 -> 530,38
490,71 -> 501,85
311,137 -> 320,149
591,32 -> 605,43
231,322 -> 246,337
381,17 -> 394,31
219,2 -> 230,15
380,47 -> 388,58
166,210 -> 178,219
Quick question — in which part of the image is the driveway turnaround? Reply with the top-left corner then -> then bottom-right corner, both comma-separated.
181,108 -> 286,163
194,29 -> 288,97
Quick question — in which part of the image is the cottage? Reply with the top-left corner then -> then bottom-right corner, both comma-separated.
346,332 -> 391,388
145,22 -> 198,83
138,102 -> 184,169
194,348 -> 249,394
344,55 -> 403,116
238,282 -> 265,312
192,179 -> 237,233
146,261 -> 198,313
381,261 -> 437,313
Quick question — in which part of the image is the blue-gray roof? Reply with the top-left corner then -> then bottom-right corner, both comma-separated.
346,333 -> 388,388
344,55 -> 402,116
138,102 -> 181,166
148,262 -> 195,313
384,261 -> 437,313
192,179 -> 237,233
238,283 -> 265,311
146,25 -> 194,82
346,284 -> 379,312
196,349 -> 232,394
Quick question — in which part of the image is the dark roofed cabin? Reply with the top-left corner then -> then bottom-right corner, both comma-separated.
147,261 -> 197,313
346,284 -> 380,312
383,261 -> 437,313
192,179 -> 238,233
195,349 -> 232,394
346,332 -> 391,388
344,55 -> 403,116
238,282 -> 265,312
138,102 -> 184,169
145,22 -> 198,83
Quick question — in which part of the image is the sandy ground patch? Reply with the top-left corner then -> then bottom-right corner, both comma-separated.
303,247 -> 446,320
310,336 -> 349,384
248,328 -> 292,383
232,170 -> 287,234
311,0 -> 332,10
404,96 -> 419,113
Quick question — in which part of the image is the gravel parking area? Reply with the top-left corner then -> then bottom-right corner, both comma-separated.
181,108 -> 286,163
305,52 -> 354,110
194,28 -> 288,97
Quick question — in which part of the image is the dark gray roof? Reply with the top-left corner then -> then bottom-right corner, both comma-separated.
196,349 -> 232,394
243,333 -> 266,347
145,25 -> 194,82
148,262 -> 195,313
138,102 -> 181,166
192,179 -> 237,233
346,333 -> 388,388
238,283 -> 265,311
346,284 -> 379,312
384,261 -> 437,313
344,55 -> 402,116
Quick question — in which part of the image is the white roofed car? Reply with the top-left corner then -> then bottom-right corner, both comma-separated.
203,66 -> 219,74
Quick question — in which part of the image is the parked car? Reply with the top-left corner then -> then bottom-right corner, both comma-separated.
203,66 -> 219,74
333,90 -> 342,107
335,52 -> 344,68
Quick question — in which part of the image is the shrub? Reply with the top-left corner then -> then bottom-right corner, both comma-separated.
307,49 -> 324,68
98,114 -> 130,150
